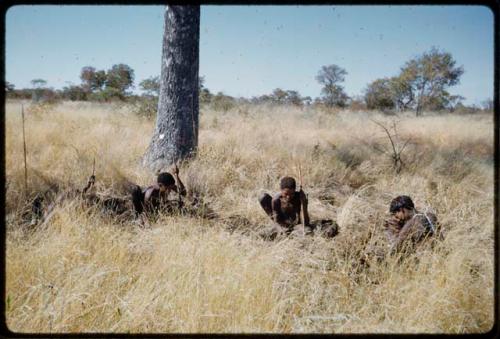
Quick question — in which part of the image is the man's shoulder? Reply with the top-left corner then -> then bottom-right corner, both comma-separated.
143,185 -> 156,193
143,184 -> 159,199
414,210 -> 437,218
413,211 -> 438,226
401,214 -> 430,233
425,211 -> 438,222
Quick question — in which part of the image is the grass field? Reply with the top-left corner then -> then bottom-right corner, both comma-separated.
4,100 -> 494,333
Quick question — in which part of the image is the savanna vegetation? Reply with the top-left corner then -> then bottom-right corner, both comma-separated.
6,47 -> 493,119
5,98 -> 494,333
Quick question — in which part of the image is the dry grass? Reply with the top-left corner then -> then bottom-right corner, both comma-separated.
5,100 -> 494,333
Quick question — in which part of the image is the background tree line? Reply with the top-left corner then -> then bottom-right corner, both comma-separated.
5,47 -> 493,116
6,63 -> 135,103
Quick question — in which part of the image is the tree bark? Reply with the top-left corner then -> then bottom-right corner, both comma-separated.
415,80 -> 427,117
143,5 -> 200,172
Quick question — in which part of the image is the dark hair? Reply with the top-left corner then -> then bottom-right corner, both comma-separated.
389,195 -> 414,213
157,172 -> 175,186
280,176 -> 296,190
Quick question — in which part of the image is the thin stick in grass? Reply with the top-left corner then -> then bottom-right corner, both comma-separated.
21,104 -> 28,197
298,161 -> 306,236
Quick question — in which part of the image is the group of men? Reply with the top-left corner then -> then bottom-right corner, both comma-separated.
258,176 -> 441,251
31,165 -> 441,252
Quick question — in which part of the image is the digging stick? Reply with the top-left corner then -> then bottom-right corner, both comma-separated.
21,104 -> 28,197
298,162 -> 306,236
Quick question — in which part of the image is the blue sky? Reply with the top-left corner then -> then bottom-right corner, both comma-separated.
5,5 -> 494,105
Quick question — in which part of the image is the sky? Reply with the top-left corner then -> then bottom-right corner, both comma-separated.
5,5 -> 495,105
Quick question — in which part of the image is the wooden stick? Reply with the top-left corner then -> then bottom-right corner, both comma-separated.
298,162 -> 303,190
21,104 -> 28,197
191,93 -> 197,147
297,161 -> 306,236
174,161 -> 181,203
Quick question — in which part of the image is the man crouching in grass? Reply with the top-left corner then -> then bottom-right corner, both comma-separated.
384,195 -> 443,253
258,176 -> 338,240
131,164 -> 187,222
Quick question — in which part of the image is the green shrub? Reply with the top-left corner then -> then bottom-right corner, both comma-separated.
131,96 -> 158,119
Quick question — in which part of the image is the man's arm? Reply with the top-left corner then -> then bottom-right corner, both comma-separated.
172,164 -> 187,197
394,217 -> 421,248
82,175 -> 95,196
384,216 -> 401,250
131,184 -> 144,215
143,186 -> 154,204
299,189 -> 310,226
271,197 -> 287,227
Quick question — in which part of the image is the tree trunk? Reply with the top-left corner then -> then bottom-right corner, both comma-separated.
143,5 -> 200,172
415,81 -> 427,117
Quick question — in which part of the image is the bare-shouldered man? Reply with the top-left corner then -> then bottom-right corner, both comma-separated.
384,195 -> 441,253
258,176 -> 310,239
131,164 -> 187,218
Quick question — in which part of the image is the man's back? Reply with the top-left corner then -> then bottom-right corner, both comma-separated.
399,211 -> 438,243
132,184 -> 181,216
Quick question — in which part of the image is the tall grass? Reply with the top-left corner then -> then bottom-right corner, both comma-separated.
5,100 -> 494,333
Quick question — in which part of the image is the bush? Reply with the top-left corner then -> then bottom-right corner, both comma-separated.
30,88 -> 62,105
6,89 -> 32,100
88,88 -> 125,102
211,92 -> 235,112
349,97 -> 367,112
131,96 -> 158,119
364,78 -> 395,111
61,85 -> 89,101
453,103 -> 482,115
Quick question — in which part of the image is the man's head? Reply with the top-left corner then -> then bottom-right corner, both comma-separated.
280,176 -> 296,202
157,172 -> 176,193
389,195 -> 415,222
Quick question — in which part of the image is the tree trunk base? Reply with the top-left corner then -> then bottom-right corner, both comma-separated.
142,5 -> 200,173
